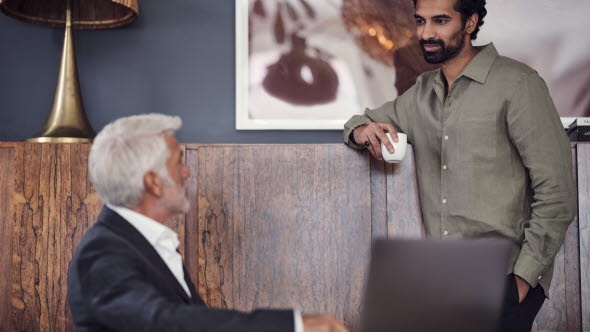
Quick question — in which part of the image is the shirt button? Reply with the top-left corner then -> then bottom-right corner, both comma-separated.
538,276 -> 542,280
443,165 -> 447,170
444,135 -> 449,140
442,199 -> 447,204
443,230 -> 449,236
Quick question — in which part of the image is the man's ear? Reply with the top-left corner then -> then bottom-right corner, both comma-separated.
465,13 -> 478,34
144,171 -> 163,197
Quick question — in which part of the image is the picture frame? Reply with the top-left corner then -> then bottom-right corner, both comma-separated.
235,0 -> 421,130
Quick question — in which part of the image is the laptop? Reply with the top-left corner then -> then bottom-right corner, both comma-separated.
359,239 -> 513,332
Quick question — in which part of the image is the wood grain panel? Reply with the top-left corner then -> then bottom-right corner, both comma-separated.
564,147 -> 582,332
184,148 -> 200,289
7,144 -> 102,332
195,145 -> 371,331
564,218 -> 582,331
9,143 -> 44,332
533,240 -> 567,331
370,158 -> 388,239
0,142 -> 587,332
578,144 -> 590,332
386,147 -> 424,238
0,148 -> 15,330
63,144 -> 103,330
532,147 -> 579,331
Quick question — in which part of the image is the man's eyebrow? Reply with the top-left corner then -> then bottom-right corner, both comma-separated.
414,14 -> 452,20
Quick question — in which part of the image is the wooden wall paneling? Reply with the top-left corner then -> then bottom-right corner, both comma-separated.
0,142 -> 585,331
564,146 -> 582,331
578,144 -> 590,332
9,143 -> 43,332
68,143 -> 102,259
16,144 -> 73,331
196,145 -> 371,331
532,236 -> 567,331
64,143 -> 103,330
43,144 -> 72,332
564,221 -> 582,331
532,147 -> 579,331
0,147 -> 15,331
386,147 -> 424,238
184,147 -> 200,291
7,143 -> 102,332
370,157 -> 388,239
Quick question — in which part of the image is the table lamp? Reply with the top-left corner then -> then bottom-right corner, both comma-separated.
0,0 -> 138,142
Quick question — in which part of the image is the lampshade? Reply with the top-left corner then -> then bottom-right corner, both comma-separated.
0,0 -> 138,29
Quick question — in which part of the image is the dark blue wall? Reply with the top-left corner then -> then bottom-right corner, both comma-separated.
0,0 -> 342,143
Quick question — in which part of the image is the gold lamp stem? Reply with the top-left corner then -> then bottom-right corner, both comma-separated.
27,0 -> 96,143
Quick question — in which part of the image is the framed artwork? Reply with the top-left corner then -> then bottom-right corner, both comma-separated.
236,0 -> 590,130
235,0 -> 433,130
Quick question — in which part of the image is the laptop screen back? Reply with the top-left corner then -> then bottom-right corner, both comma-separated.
360,239 -> 512,332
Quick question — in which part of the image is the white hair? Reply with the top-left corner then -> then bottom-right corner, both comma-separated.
89,113 -> 182,208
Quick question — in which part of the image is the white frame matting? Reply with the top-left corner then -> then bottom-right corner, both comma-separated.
235,0 -> 351,130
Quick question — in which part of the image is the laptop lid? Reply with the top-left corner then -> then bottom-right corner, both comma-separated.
360,238 -> 513,332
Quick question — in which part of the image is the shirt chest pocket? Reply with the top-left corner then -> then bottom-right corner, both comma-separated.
457,117 -> 497,162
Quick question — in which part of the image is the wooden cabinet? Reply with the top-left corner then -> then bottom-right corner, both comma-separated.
0,142 -> 588,331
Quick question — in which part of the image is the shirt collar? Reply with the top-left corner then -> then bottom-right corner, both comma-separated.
106,204 -> 179,247
434,43 -> 499,86
461,43 -> 498,83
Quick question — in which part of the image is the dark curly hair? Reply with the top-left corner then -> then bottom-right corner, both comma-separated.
413,0 -> 487,40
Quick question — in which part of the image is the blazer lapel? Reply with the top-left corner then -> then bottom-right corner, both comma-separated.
98,207 -> 192,304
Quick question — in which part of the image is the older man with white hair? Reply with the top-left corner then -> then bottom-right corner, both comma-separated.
67,114 -> 347,332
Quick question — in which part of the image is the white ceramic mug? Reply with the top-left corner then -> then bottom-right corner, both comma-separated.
381,132 -> 407,163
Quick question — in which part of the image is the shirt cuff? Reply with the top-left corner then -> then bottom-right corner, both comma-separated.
343,117 -> 371,149
294,310 -> 304,332
513,252 -> 544,288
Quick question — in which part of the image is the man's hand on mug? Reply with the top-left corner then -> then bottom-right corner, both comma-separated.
353,123 -> 398,160
515,274 -> 531,303
303,314 -> 349,332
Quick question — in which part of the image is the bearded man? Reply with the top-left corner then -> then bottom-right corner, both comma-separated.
343,0 -> 576,331
67,114 -> 348,332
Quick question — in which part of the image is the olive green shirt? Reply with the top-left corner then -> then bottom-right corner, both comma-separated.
344,43 -> 577,296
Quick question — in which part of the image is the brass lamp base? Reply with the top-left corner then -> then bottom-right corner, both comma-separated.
26,137 -> 92,143
27,0 -> 96,143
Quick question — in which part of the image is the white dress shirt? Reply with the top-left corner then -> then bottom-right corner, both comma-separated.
107,204 -> 304,332
107,204 -> 191,296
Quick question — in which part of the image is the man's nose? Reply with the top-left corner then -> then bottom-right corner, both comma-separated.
419,22 -> 436,41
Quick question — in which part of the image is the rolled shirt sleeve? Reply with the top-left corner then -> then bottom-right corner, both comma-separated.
507,72 -> 577,287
